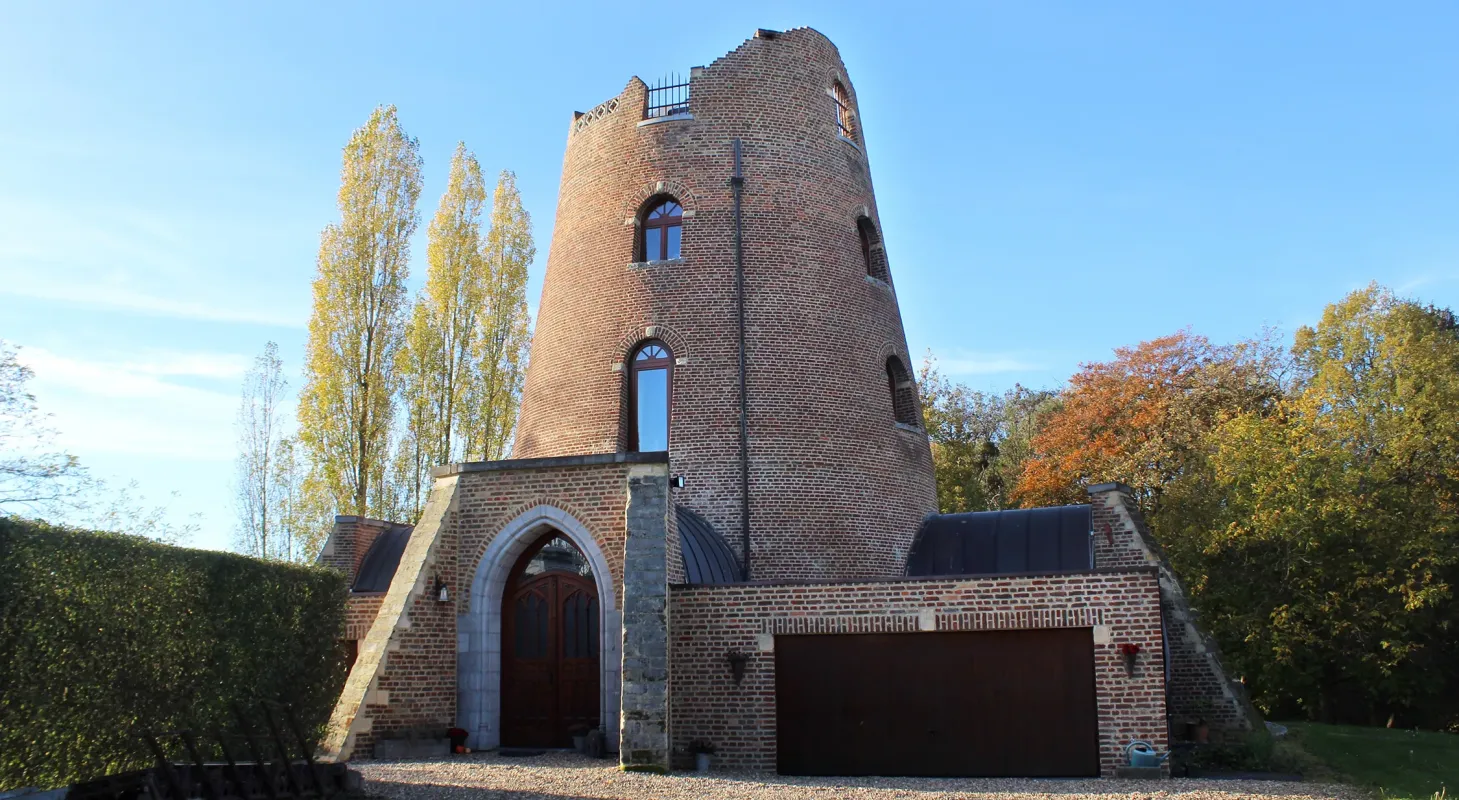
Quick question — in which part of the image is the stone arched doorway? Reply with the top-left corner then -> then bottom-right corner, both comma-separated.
458,506 -> 620,751
501,532 -> 600,747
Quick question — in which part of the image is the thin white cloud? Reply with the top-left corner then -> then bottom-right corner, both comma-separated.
16,346 -> 246,461
0,280 -> 304,327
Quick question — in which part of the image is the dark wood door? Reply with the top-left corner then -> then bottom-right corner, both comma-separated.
501,571 -> 599,747
776,628 -> 1098,777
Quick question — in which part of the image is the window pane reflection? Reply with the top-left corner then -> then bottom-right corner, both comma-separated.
636,367 -> 668,451
666,225 -> 681,260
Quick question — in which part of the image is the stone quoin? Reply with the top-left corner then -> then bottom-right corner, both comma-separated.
318,27 -> 1258,778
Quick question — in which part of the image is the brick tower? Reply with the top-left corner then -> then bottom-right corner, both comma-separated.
513,28 -> 935,580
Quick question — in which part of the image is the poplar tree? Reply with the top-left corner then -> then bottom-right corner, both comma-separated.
299,106 -> 422,518
393,145 -> 488,517
465,170 -> 534,461
233,341 -> 287,557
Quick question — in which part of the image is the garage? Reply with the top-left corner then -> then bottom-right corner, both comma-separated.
775,628 -> 1099,777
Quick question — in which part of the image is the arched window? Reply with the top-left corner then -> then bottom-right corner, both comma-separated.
630,341 -> 673,451
858,216 -> 889,282
833,80 -> 855,141
886,356 -> 917,426
639,197 -> 683,262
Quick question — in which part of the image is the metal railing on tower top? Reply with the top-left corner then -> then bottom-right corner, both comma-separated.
644,74 -> 690,119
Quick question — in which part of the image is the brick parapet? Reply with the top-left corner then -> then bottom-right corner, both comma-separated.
667,570 -> 1167,776
318,516 -> 395,586
1087,483 -> 1262,738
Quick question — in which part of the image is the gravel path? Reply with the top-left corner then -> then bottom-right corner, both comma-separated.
357,751 -> 1367,800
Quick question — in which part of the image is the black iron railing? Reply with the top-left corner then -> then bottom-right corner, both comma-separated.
645,74 -> 690,119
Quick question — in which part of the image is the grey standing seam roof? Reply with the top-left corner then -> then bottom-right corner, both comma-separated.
351,525 -> 413,593
676,506 -> 741,584
905,505 -> 1094,578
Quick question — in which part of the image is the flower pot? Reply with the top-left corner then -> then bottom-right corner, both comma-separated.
695,753 -> 711,773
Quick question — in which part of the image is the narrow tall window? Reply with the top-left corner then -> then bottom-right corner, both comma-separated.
631,341 -> 673,451
886,356 -> 917,426
640,198 -> 683,262
858,216 -> 889,282
833,81 -> 855,141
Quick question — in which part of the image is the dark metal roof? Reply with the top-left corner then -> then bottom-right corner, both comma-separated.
677,506 -> 741,584
351,525 -> 413,593
905,505 -> 1093,578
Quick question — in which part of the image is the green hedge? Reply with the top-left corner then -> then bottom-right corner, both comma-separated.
0,518 -> 349,791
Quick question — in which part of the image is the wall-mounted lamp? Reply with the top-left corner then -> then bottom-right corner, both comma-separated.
435,578 -> 449,603
727,651 -> 748,686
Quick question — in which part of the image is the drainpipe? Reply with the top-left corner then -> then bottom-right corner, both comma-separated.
731,138 -> 751,581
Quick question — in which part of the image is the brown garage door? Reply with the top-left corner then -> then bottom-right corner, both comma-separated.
776,628 -> 1098,777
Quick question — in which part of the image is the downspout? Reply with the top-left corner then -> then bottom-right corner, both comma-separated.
731,138 -> 752,581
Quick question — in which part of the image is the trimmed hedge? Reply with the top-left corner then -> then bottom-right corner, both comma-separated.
0,518 -> 349,791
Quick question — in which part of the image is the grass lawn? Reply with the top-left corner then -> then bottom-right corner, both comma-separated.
1285,722 -> 1458,799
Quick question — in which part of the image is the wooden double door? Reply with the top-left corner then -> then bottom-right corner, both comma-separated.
501,551 -> 600,747
776,629 -> 1099,777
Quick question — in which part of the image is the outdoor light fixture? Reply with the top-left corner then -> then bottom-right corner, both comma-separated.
727,651 -> 748,686
435,578 -> 449,603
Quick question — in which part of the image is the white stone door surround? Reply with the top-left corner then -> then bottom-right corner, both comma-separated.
457,505 -> 622,750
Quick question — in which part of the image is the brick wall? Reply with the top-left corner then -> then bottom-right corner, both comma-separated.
1089,483 -> 1262,738
318,516 -> 393,586
344,594 -> 383,640
667,570 -> 1167,777
513,26 -> 936,582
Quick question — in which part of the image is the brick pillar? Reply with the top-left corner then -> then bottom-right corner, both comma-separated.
619,464 -> 671,772
317,516 -> 393,586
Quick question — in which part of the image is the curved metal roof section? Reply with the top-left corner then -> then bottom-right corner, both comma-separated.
905,505 -> 1093,578
676,506 -> 741,584
351,525 -> 413,593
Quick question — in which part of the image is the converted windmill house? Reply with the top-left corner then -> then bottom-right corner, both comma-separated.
320,27 -> 1258,777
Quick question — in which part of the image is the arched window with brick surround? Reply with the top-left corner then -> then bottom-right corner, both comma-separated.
886,355 -> 917,427
638,197 -> 683,262
858,216 -> 889,282
833,80 -> 856,141
630,340 -> 673,451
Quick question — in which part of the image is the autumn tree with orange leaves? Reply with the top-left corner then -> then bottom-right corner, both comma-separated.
1012,330 -> 1283,510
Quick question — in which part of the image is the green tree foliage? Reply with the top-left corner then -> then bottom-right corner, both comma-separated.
1158,286 -> 1459,727
0,518 -> 348,791
463,170 -> 534,461
918,354 -> 1058,512
299,106 -> 423,519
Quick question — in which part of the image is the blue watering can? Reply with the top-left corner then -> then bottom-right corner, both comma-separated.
1125,740 -> 1170,768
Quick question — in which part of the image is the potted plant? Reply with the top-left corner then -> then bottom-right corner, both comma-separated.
569,723 -> 591,754
689,739 -> 717,773
448,727 -> 470,754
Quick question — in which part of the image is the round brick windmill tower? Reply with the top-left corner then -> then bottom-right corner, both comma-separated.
513,27 -> 935,581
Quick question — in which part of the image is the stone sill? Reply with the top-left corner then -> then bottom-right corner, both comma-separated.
637,113 -> 694,127
864,274 -> 894,291
433,451 -> 668,478
629,258 -> 686,269
893,421 -> 925,435
837,134 -> 863,153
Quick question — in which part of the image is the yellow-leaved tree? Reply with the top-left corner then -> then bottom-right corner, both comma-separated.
392,144 -> 488,518
464,170 -> 534,461
299,106 -> 422,518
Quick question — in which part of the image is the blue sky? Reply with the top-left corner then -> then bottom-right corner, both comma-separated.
2,2 -> 1456,551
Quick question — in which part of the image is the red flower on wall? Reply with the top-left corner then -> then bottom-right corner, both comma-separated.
1118,642 -> 1141,656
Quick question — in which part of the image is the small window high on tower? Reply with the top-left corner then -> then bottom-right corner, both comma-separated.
833,80 -> 855,141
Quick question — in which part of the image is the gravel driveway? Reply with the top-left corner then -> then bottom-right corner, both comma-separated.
357,751 -> 1366,800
